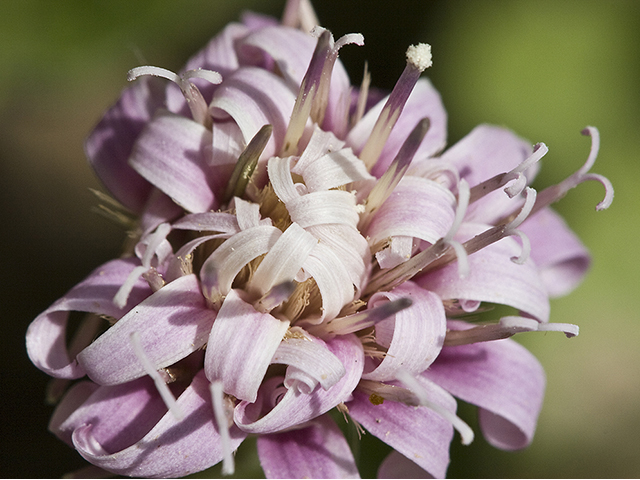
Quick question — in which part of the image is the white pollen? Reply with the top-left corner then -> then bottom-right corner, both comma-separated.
406,43 -> 433,71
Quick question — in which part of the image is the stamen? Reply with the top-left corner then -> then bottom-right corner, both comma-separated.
209,380 -> 234,476
128,66 -> 221,128
469,143 -> 548,203
352,62 -> 371,127
129,331 -> 184,421
444,316 -> 579,347
365,184 -> 536,295
360,118 -> 430,231
395,369 -> 474,445
282,29 -> 364,155
114,223 -> 172,308
223,124 -> 273,203
523,126 -> 613,218
311,297 -> 412,336
359,43 -> 432,170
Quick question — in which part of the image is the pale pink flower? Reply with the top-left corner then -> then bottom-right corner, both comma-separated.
26,0 -> 613,478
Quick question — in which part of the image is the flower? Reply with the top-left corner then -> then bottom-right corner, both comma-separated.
26,0 -> 614,478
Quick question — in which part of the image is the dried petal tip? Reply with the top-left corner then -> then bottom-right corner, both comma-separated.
406,43 -> 433,71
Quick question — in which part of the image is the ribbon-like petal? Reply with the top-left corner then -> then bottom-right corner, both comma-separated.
204,289 -> 290,402
129,112 -> 216,213
417,223 -> 550,322
347,376 -> 456,479
363,281 -> 446,381
423,321 -> 546,450
77,275 -> 216,385
72,370 -> 247,478
234,334 -> 364,433
26,258 -> 152,379
257,414 -> 359,479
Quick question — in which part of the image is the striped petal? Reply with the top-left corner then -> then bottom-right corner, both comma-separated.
257,414 -> 359,479
72,370 -> 247,478
417,222 -> 550,322
362,281 -> 446,381
234,334 -> 364,434
129,112 -> 216,213
347,376 -> 456,479
204,289 -> 290,403
424,321 -> 545,450
77,275 -> 216,385
26,258 -> 152,380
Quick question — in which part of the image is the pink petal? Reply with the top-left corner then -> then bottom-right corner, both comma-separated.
366,176 -> 456,249
234,334 -> 364,434
51,376 -> 168,452
204,289 -> 290,402
72,370 -> 247,478
210,67 -> 297,158
363,281 -> 446,381
272,332 -> 345,392
129,112 -> 216,213
85,77 -> 163,213
26,258 -> 152,379
416,222 -> 550,322
347,79 -> 447,178
519,207 -> 591,297
77,274 -> 216,385
347,376 -> 455,479
377,450 -> 432,479
423,321 -> 546,450
257,414 -> 359,479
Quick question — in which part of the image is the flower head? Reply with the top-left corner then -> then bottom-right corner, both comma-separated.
26,0 -> 613,478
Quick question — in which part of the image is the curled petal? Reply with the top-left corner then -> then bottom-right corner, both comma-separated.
205,289 -> 290,402
363,281 -> 446,381
302,242 -> 356,322
51,377 -> 168,452
85,77 -> 163,213
200,225 -> 281,302
26,258 -> 152,379
78,275 -> 215,385
247,222 -> 318,298
234,334 -> 364,434
272,331 -> 345,392
257,414 -> 359,479
348,376 -> 456,479
72,370 -> 247,478
519,207 -> 591,297
366,176 -> 456,255
210,67 -> 296,158
424,321 -> 545,450
377,450 -> 432,479
129,112 -> 216,213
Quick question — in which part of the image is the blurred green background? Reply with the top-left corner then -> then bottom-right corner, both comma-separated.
2,0 -> 638,477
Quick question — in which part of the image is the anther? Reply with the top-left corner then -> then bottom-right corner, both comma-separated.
359,43 -> 432,171
469,143 -> 548,203
282,29 -> 363,156
311,297 -> 412,336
